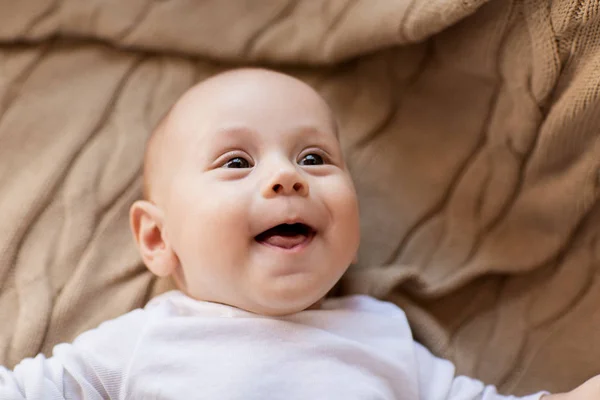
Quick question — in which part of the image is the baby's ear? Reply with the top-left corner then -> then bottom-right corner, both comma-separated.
129,200 -> 179,277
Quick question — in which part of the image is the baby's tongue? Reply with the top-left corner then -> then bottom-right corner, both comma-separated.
257,225 -> 309,249
263,233 -> 307,249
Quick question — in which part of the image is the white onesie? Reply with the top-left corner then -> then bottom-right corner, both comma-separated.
0,292 -> 546,400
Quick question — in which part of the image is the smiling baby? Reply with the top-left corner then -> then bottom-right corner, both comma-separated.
0,68 -> 598,400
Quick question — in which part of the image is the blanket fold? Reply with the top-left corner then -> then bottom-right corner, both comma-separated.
0,0 -> 598,394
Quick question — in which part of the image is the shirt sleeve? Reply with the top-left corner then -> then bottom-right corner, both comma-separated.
413,341 -> 549,400
0,308 -> 148,400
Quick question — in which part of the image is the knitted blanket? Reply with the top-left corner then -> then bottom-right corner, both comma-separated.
1,0 -> 599,394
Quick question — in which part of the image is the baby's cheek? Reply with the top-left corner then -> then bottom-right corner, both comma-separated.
328,181 -> 360,253
196,194 -> 250,253
330,181 -> 359,220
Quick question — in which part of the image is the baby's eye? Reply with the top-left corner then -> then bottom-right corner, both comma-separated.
298,153 -> 324,166
222,157 -> 251,169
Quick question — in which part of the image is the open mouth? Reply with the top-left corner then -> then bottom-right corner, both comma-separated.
255,223 -> 316,250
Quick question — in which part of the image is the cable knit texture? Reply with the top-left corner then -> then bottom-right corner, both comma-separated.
0,0 -> 598,395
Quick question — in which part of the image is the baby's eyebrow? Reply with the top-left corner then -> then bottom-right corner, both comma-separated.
213,126 -> 259,140
198,126 -> 258,158
289,125 -> 338,142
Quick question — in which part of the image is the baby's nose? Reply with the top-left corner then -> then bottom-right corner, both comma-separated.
263,166 -> 309,198
272,180 -> 306,195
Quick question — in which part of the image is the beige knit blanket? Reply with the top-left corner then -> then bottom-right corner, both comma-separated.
1,0 -> 599,395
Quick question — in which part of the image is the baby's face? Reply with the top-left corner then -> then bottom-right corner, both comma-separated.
146,71 -> 359,315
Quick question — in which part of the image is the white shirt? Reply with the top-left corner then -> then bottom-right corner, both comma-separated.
0,292 -> 546,400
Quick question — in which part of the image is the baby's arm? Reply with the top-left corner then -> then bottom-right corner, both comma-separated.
0,309 -> 148,399
413,341 -> 547,400
416,340 -> 600,399
0,356 -> 66,399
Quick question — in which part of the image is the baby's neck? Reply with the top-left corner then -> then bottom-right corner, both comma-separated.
306,298 -> 323,311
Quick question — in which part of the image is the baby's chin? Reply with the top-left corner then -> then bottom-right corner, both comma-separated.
246,279 -> 337,315
231,293 -> 324,316
171,280 -> 325,316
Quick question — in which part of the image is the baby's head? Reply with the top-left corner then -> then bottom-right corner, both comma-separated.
130,68 -> 360,315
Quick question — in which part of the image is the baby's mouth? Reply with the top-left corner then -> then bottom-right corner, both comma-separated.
255,223 -> 316,249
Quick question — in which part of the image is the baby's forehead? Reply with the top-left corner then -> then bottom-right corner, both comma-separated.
150,70 -> 338,156
177,70 -> 334,123
167,97 -> 337,149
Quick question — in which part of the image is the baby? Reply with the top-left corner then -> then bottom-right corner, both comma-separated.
0,68 -> 598,399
